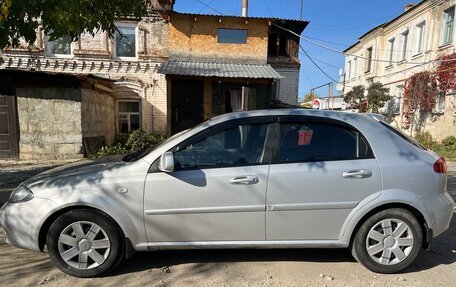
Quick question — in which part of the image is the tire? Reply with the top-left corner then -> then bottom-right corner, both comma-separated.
351,208 -> 423,274
46,209 -> 125,277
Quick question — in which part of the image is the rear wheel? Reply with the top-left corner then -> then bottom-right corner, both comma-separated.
46,209 -> 125,277
352,208 -> 423,273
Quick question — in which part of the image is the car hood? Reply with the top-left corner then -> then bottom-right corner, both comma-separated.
22,155 -> 127,190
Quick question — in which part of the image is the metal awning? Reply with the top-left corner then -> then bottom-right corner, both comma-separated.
158,60 -> 283,79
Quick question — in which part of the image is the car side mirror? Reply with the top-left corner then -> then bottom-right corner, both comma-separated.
158,152 -> 174,173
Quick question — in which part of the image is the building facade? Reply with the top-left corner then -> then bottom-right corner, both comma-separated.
0,0 -> 308,159
343,0 -> 455,140
0,0 -> 173,159
159,12 -> 307,133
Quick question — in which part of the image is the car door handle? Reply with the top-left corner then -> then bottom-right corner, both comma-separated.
229,175 -> 259,185
343,169 -> 372,179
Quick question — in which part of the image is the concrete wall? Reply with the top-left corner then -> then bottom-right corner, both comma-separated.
81,89 -> 116,145
16,88 -> 83,160
1,15 -> 170,135
169,14 -> 269,64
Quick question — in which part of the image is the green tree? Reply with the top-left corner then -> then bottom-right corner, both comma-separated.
367,82 -> 391,113
0,0 -> 152,48
343,85 -> 367,112
303,92 -> 319,102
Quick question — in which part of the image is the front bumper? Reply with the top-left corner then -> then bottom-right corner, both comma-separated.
0,198 -> 57,251
413,191 -> 454,238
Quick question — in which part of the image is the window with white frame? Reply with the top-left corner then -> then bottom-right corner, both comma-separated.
442,6 -> 454,45
393,85 -> 403,115
365,47 -> 373,73
117,100 -> 141,133
352,58 -> 357,79
401,30 -> 409,60
416,21 -> 426,54
387,38 -> 395,65
115,25 -> 137,58
46,36 -> 72,57
434,92 -> 445,113
347,60 -> 352,80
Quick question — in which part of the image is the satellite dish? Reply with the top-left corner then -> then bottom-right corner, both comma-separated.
336,82 -> 344,92
339,68 -> 344,76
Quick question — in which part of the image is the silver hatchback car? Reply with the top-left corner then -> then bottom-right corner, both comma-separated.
0,109 -> 453,277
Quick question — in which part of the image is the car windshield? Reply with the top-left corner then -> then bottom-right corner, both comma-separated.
380,122 -> 426,150
122,129 -> 191,162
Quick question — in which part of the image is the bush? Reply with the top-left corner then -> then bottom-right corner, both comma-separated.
442,136 -> 456,147
90,130 -> 166,159
413,132 -> 456,161
414,131 -> 436,149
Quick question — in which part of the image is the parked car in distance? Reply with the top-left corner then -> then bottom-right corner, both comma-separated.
0,109 -> 453,277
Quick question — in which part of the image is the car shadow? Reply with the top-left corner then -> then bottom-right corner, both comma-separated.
112,211 -> 456,277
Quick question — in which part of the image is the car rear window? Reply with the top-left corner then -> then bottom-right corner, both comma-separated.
380,122 -> 426,150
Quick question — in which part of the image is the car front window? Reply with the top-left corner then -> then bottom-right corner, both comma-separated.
172,123 -> 269,170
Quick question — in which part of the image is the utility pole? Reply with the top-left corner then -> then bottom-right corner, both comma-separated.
300,0 -> 303,19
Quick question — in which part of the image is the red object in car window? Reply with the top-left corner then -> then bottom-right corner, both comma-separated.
298,129 -> 313,145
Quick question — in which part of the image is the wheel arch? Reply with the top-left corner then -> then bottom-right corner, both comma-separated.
347,203 -> 430,249
38,204 -> 136,257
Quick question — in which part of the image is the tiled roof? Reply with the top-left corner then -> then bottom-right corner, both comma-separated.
158,60 -> 283,79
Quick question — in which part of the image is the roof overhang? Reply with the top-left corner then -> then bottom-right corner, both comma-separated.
158,60 -> 283,79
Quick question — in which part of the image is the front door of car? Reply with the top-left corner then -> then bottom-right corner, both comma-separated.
266,117 -> 382,240
144,118 -> 274,242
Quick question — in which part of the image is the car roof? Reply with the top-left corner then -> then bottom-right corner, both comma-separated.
206,109 -> 381,126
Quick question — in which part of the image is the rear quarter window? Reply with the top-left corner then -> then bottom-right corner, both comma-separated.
380,122 -> 426,150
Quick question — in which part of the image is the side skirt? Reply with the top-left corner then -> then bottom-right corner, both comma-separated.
134,240 -> 349,251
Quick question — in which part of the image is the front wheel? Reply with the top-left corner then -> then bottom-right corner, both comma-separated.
352,208 -> 423,273
46,209 -> 125,277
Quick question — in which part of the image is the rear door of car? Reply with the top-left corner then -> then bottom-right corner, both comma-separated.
266,116 -> 382,240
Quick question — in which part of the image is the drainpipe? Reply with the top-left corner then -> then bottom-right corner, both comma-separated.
242,0 -> 248,17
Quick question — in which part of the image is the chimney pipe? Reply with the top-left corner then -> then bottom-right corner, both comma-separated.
404,3 -> 416,11
242,0 -> 248,17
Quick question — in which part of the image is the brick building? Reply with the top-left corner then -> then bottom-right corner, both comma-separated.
0,0 -> 173,159
0,0 -> 308,159
159,12 -> 307,133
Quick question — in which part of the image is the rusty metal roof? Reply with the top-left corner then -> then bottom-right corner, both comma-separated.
158,60 -> 283,79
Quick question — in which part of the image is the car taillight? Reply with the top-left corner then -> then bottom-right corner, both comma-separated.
433,157 -> 447,173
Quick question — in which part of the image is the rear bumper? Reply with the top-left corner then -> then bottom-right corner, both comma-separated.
413,191 -> 454,238
0,198 -> 57,251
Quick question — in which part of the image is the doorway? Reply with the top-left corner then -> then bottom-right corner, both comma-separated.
171,79 -> 204,134
0,94 -> 19,159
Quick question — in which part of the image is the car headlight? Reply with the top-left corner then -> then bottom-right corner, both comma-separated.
8,186 -> 34,203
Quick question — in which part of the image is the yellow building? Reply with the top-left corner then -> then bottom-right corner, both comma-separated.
343,0 -> 455,140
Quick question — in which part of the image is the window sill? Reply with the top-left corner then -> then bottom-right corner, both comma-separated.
438,43 -> 453,51
432,110 -> 445,115
411,53 -> 424,60
397,59 -> 406,66
385,64 -> 393,69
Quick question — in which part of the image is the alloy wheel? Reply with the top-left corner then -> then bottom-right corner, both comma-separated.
57,221 -> 111,270
365,218 -> 414,265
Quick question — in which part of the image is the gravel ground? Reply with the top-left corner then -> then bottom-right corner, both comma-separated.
0,161 -> 455,287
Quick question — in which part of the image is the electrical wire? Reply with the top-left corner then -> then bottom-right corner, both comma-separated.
197,0 -> 217,13
193,0 -> 224,15
299,45 -> 339,83
273,22 -> 456,65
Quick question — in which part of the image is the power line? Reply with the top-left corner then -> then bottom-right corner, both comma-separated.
262,0 -> 274,17
197,0 -> 217,13
300,45 -> 339,83
193,0 -> 224,15
273,22 -> 456,65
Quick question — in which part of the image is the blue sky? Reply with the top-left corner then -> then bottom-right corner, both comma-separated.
174,0 -> 413,99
